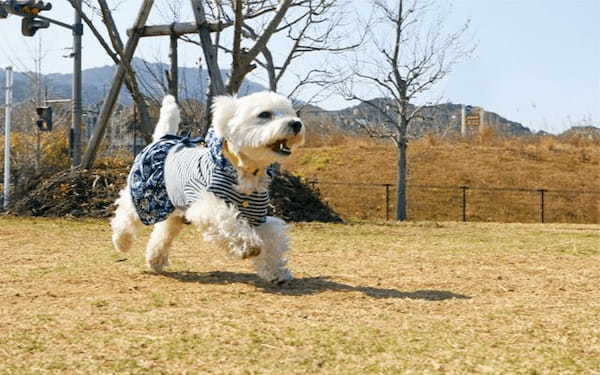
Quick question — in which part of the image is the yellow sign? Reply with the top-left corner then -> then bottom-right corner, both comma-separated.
465,115 -> 480,126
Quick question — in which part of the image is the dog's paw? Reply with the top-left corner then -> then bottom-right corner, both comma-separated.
112,232 -> 133,252
147,254 -> 170,273
241,246 -> 261,259
269,269 -> 293,285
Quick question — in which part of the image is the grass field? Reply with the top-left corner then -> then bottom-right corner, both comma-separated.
1,217 -> 599,374
284,135 -> 600,223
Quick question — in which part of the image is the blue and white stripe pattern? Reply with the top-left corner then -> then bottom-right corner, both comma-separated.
130,130 -> 269,227
192,160 -> 269,227
167,130 -> 269,226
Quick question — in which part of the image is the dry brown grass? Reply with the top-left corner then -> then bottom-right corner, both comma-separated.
1,217 -> 599,374
283,134 -> 600,223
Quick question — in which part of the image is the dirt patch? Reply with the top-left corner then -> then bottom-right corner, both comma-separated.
10,168 -> 342,223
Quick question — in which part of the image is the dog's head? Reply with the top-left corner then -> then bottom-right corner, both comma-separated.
211,91 -> 305,171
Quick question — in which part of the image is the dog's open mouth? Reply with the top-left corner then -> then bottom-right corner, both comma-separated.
269,139 -> 292,156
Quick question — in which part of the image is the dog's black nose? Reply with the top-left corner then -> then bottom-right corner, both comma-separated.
289,120 -> 302,134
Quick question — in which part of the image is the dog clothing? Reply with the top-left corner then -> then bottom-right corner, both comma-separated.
129,130 -> 269,226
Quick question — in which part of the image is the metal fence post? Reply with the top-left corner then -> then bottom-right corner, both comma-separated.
460,186 -> 468,222
384,184 -> 391,221
537,189 -> 546,223
3,66 -> 13,210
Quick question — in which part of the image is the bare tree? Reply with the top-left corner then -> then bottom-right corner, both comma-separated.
220,0 -> 362,106
342,0 -> 473,220
190,0 -> 306,96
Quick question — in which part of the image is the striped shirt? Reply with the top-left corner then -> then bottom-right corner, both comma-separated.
164,144 -> 269,226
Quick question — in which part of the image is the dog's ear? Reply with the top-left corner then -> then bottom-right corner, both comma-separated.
211,95 -> 238,138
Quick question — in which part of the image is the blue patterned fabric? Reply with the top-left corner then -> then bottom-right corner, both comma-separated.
128,135 -> 203,225
205,128 -> 228,169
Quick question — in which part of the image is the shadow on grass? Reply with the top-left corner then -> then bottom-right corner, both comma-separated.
160,271 -> 471,301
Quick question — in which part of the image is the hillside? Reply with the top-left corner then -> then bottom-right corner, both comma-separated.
0,58 -> 265,105
282,135 -> 600,223
326,99 -> 532,138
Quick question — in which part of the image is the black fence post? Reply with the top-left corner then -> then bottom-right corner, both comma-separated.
460,186 -> 469,222
384,184 -> 391,221
537,189 -> 546,223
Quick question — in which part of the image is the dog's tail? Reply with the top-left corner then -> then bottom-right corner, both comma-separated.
152,95 -> 180,142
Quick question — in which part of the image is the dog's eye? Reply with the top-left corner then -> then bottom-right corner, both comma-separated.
258,111 -> 272,119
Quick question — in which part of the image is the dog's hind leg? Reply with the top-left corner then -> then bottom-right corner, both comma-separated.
145,212 -> 185,272
111,186 -> 143,252
252,216 -> 293,284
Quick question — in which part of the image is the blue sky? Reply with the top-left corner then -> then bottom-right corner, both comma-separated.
441,0 -> 600,133
0,0 -> 598,133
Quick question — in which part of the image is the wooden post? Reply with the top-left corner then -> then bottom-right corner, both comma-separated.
384,184 -> 391,221
169,30 -> 178,100
190,0 -> 225,95
460,186 -> 468,222
538,189 -> 546,223
97,0 -> 153,145
80,0 -> 154,170
461,105 -> 466,137
127,21 -> 227,38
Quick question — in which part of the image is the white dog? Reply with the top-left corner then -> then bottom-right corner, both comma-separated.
111,92 -> 305,283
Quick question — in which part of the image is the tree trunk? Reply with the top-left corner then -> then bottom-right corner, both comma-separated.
395,139 -> 408,221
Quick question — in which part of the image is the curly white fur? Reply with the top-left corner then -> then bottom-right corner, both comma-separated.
111,92 -> 302,284
111,186 -> 143,252
153,95 -> 180,142
145,213 -> 185,272
185,191 -> 263,259
251,216 -> 293,282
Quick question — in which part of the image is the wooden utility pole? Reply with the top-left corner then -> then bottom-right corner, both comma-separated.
80,0 -> 154,170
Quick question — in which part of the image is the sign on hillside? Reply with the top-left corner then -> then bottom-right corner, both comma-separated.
464,105 -> 482,127
461,105 -> 486,137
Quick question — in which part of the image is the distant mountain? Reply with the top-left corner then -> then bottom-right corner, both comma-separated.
2,64 -> 581,140
325,99 -> 532,138
559,126 -> 600,140
0,58 -> 265,105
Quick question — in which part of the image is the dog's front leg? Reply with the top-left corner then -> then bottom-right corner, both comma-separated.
185,191 -> 263,259
252,216 -> 293,284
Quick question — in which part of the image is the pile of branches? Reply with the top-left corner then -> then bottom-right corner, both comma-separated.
11,168 -> 342,223
11,168 -> 128,218
269,171 -> 342,223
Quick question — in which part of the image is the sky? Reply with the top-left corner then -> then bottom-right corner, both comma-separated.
0,0 -> 598,134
